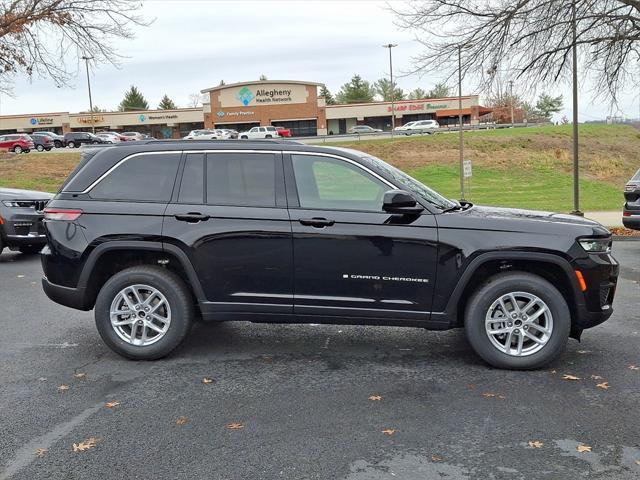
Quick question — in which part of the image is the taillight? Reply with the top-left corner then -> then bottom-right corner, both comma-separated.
43,207 -> 83,221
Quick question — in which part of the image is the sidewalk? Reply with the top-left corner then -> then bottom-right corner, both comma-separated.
583,211 -> 622,227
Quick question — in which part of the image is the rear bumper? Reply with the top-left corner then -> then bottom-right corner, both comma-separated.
4,233 -> 47,247
41,276 -> 90,311
622,210 -> 640,230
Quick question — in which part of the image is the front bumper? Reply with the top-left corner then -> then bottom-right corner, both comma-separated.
5,233 -> 47,247
2,211 -> 48,248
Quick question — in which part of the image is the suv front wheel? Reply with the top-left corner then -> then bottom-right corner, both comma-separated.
95,266 -> 194,360
465,272 -> 570,370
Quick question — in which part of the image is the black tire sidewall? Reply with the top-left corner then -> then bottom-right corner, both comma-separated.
95,267 -> 193,360
465,273 -> 570,370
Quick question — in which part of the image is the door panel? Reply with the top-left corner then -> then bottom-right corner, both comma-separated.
286,153 -> 438,319
162,151 -> 293,313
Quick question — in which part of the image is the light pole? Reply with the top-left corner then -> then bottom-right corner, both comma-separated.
383,43 -> 398,135
570,0 -> 582,215
509,80 -> 515,125
458,45 -> 465,200
81,56 -> 95,134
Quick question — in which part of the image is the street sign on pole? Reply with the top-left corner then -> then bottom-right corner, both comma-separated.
463,159 -> 472,178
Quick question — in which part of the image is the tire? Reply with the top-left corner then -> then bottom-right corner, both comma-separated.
0,236 -> 4,255
265,135 -> 272,138
92,141 -> 99,144
36,145 -> 44,152
464,272 -> 570,370
46,147 -> 52,151
67,141 -> 75,148
240,135 -> 248,139
95,266 -> 194,360
19,245 -> 43,255
13,146 -> 22,154
54,141 -> 62,148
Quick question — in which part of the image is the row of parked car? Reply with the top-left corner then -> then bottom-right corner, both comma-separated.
344,120 -> 440,136
0,131 -> 154,153
183,126 -> 292,140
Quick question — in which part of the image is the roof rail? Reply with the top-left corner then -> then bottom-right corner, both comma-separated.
126,138 -> 306,146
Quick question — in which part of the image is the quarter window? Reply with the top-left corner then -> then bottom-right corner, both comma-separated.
291,155 -> 388,211
89,153 -> 180,202
206,153 -> 276,207
178,153 -> 205,203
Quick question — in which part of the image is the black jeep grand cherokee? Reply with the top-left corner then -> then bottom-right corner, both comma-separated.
41,141 -> 618,369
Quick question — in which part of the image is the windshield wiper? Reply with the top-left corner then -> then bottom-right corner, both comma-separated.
441,200 -> 473,213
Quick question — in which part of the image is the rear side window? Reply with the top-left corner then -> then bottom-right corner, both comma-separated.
89,153 -> 180,202
178,153 -> 205,203
206,153 -> 276,207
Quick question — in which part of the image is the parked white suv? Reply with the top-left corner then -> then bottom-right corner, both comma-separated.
400,119 -> 440,135
183,129 -> 230,140
239,126 -> 280,139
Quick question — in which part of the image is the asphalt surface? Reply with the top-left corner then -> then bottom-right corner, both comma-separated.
0,243 -> 639,480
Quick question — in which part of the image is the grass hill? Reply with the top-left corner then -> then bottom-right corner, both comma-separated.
0,124 -> 637,212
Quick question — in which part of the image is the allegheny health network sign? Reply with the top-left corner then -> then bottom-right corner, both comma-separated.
219,83 -> 310,108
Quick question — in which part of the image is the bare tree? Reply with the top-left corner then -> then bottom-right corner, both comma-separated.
188,93 -> 205,108
393,0 -> 640,102
0,0 -> 150,94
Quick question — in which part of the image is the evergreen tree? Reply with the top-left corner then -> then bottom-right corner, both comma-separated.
158,94 -> 177,110
535,94 -> 563,120
335,75 -> 375,104
426,83 -> 451,99
408,88 -> 428,100
319,85 -> 335,105
219,79 -> 226,86
259,74 -> 268,81
374,78 -> 405,101
118,85 -> 149,111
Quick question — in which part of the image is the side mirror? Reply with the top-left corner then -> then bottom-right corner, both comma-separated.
383,190 -> 424,214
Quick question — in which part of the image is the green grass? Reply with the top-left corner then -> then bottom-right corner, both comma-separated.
409,164 -> 622,211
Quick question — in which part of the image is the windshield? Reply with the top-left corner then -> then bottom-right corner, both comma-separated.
353,151 -> 456,210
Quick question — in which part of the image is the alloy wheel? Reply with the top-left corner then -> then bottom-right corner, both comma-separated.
109,284 -> 172,346
484,291 -> 553,356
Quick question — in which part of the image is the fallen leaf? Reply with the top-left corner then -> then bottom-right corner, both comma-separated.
382,429 -> 397,436
577,350 -> 589,354
175,416 -> 188,425
577,444 -> 592,453
58,384 -> 69,392
590,375 -> 603,380
562,374 -> 581,381
73,372 -> 86,379
431,454 -> 443,462
528,440 -> 544,448
466,384 -> 476,389
105,401 -> 120,408
226,423 -> 244,430
635,460 -> 640,466
550,370 -> 557,374
596,382 -> 609,390
72,437 -> 100,452
38,377 -> 47,382
368,395 -> 383,401
202,377 -> 214,384
35,448 -> 48,458
482,392 -> 496,397
629,365 -> 640,371
17,275 -> 24,278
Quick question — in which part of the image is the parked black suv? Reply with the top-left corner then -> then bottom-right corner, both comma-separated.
1,187 -> 53,254
623,168 -> 640,230
40,141 -> 619,369
63,132 -> 107,148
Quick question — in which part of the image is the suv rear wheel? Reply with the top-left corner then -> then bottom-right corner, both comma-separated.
67,141 -> 75,148
95,266 -> 194,360
465,272 -> 570,370
13,145 -> 23,154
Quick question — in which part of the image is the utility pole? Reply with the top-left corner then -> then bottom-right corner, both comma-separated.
571,0 -> 582,215
383,43 -> 398,136
458,44 -> 465,201
81,56 -> 95,134
509,80 -> 515,126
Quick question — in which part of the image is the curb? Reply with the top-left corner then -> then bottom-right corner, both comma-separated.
612,236 -> 640,241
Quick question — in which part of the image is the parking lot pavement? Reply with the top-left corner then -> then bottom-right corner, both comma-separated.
0,243 -> 639,480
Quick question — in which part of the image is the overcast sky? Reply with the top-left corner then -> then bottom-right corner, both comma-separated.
0,0 -> 638,122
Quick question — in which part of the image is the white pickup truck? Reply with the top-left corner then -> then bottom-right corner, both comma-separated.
238,126 -> 280,139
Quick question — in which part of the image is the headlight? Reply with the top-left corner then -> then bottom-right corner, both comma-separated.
2,200 -> 21,207
578,237 -> 611,253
